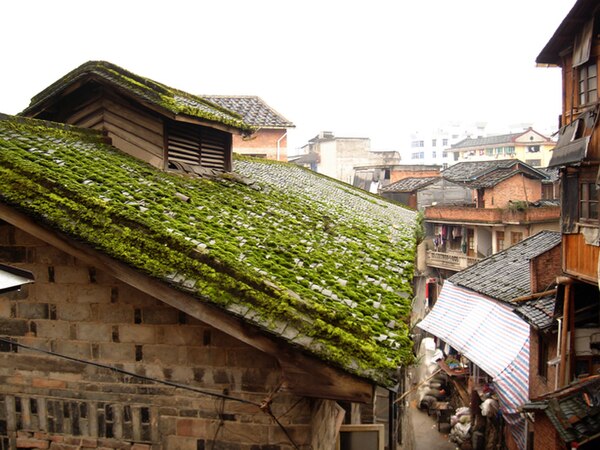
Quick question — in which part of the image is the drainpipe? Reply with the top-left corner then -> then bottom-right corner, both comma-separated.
276,131 -> 288,161
557,276 -> 575,387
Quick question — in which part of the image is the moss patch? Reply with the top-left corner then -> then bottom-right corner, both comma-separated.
0,115 -> 417,386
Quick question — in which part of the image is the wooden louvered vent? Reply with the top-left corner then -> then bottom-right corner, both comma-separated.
166,121 -> 232,171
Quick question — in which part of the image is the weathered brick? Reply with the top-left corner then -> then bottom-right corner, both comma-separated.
99,343 -> 136,362
16,438 -> 49,449
157,326 -> 204,346
131,444 -> 151,450
142,308 -> 179,324
142,344 -> 181,365
33,246 -> 74,265
165,436 -> 199,450
118,325 -> 155,344
32,378 -> 67,389
56,304 -> 92,322
30,283 -> 69,303
76,323 -> 112,342
0,318 -> 28,336
184,347 -> 227,366
52,340 -> 92,359
71,285 -> 113,304
0,246 -> 27,263
0,301 -> 12,318
53,266 -> 91,284
95,305 -> 134,323
17,303 -> 49,319
35,320 -> 70,339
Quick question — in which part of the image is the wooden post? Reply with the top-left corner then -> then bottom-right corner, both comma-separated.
558,278 -> 573,387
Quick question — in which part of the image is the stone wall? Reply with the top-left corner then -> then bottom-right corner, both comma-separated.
0,221 -> 313,449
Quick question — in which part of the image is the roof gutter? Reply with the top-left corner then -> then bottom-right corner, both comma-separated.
277,131 -> 287,161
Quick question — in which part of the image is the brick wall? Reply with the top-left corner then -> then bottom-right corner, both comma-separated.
531,415 -> 563,450
529,330 -> 559,400
531,245 -> 562,293
0,221 -> 314,450
232,129 -> 288,161
485,175 -> 542,208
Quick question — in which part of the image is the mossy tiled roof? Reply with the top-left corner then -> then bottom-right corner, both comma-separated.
0,114 -> 417,386
202,95 -> 294,128
21,61 -> 254,133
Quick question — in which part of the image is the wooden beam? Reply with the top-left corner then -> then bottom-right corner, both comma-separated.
0,203 -> 373,403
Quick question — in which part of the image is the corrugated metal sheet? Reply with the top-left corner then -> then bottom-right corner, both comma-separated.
417,281 -> 530,450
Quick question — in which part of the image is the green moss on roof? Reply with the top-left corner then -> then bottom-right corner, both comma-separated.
0,115 -> 417,386
21,61 -> 254,133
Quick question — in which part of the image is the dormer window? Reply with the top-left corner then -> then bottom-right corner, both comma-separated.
166,121 -> 232,172
578,62 -> 597,106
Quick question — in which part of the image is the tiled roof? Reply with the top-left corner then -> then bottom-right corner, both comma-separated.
21,61 -> 253,132
524,375 -> 600,445
0,114 -> 417,386
203,95 -> 294,128
514,295 -> 557,330
451,132 -> 523,149
380,177 -> 439,193
449,231 -> 562,302
441,160 -> 548,185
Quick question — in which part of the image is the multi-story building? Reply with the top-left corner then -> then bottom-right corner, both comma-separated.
293,131 -> 400,184
447,127 -> 555,168
422,160 -> 560,276
405,121 -> 488,166
521,1 -> 600,449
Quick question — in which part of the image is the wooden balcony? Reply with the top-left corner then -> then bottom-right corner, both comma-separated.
563,232 -> 599,284
426,250 -> 482,272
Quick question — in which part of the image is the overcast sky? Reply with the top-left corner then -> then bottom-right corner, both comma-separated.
1,1 -> 574,152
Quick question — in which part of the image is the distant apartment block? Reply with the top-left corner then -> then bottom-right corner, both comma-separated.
292,131 -> 400,184
448,127 -> 555,168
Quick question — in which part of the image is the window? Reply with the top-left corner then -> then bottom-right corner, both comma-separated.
432,139 -> 437,147
432,151 -> 437,158
505,146 -> 515,155
479,149 -> 485,156
511,232 -> 523,245
526,159 -> 541,167
527,145 -> 540,153
579,63 -> 597,105
442,138 -> 448,146
442,151 -> 448,158
486,148 -> 493,156
496,231 -> 505,252
495,147 -> 504,155
411,140 -> 425,148
580,182 -> 598,221
411,151 -> 425,159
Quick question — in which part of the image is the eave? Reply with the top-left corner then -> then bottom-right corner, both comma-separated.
0,201 -> 374,403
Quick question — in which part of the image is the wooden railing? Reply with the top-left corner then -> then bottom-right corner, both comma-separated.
426,250 -> 482,271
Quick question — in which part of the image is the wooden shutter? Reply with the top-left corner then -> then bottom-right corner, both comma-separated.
166,121 -> 231,171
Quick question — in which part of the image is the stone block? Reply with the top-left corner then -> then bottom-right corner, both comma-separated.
52,340 -> 92,359
142,308 -> 179,325
0,318 -> 28,336
56,304 -> 92,322
98,343 -> 136,362
71,285 -> 113,304
30,283 -> 69,303
35,321 -> 70,340
53,266 -> 91,284
118,325 -> 155,344
17,303 -> 49,319
142,345 -> 181,365
33,246 -> 74,265
0,301 -> 12,318
156,326 -> 204,346
165,436 -> 199,450
32,378 -> 66,389
95,305 -> 134,323
16,438 -> 49,449
76,323 -> 112,342
184,347 -> 227,366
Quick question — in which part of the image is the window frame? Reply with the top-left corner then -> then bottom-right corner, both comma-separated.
579,181 -> 599,222
578,62 -> 598,106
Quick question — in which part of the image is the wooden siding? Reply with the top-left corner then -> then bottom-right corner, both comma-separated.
563,232 -> 599,283
167,121 -> 231,171
63,94 -> 165,169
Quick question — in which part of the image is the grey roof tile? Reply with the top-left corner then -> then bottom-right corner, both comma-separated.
203,95 -> 294,128
449,231 -> 562,302
380,177 -> 439,193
